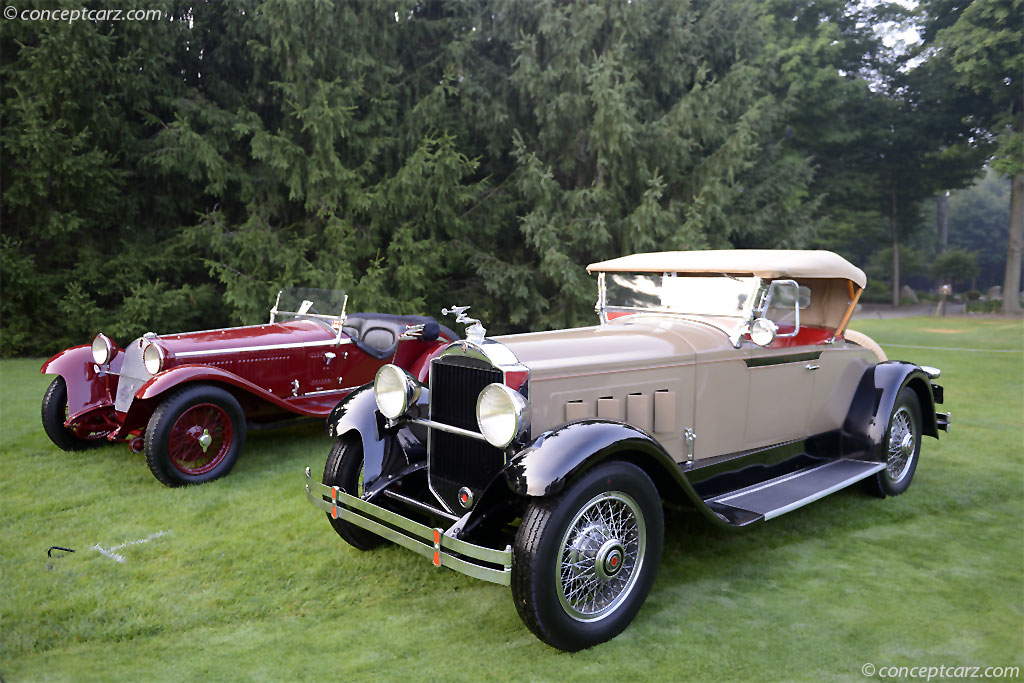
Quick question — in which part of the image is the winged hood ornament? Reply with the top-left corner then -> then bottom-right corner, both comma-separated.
442,305 -> 486,341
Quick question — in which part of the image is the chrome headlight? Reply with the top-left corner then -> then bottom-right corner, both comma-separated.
476,383 -> 529,448
374,364 -> 420,419
142,341 -> 165,374
91,333 -> 114,365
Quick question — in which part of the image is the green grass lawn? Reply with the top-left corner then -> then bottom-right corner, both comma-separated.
2,317 -> 1022,681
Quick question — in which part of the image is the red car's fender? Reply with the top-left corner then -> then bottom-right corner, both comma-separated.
133,364 -> 323,416
408,342 -> 448,383
40,344 -> 124,421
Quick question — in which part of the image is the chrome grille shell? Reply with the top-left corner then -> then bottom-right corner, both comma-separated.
115,339 -> 152,412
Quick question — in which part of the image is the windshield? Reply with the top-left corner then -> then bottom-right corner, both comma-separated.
270,288 -> 348,329
603,273 -> 757,318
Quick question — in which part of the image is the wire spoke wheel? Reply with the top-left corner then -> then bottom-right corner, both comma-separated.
168,403 -> 233,475
557,492 -> 646,622
886,406 -> 916,483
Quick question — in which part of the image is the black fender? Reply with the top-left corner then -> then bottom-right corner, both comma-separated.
325,383 -> 429,484
494,419 -> 732,529
842,361 -> 939,462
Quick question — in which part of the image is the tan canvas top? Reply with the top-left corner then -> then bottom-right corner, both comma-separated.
587,249 -> 866,288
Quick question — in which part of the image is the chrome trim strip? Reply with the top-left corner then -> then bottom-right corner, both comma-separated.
174,338 -> 351,357
298,386 -> 357,397
304,474 -> 511,585
411,418 -> 489,442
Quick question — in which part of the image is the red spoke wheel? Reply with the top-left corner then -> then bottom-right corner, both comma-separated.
167,403 -> 234,475
145,384 -> 245,487
41,376 -> 112,451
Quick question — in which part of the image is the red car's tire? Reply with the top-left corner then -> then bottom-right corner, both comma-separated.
41,376 -> 111,451
144,384 -> 245,487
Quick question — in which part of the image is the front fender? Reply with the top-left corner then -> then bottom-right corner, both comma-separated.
325,384 -> 430,484
40,344 -> 123,420
500,420 -> 730,528
842,361 -> 939,461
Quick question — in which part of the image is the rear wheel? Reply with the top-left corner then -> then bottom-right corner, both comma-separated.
866,386 -> 922,497
41,376 -> 113,451
145,384 -> 245,487
511,461 -> 664,651
322,436 -> 386,551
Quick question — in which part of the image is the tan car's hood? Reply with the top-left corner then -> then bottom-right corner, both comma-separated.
492,316 -> 738,380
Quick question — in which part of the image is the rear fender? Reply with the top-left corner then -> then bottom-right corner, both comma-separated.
40,345 -> 123,420
842,361 -> 939,461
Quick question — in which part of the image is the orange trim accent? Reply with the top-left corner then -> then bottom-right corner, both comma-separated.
331,504 -> 337,519
835,285 -> 863,338
331,487 -> 337,502
433,551 -> 441,567
433,529 -> 440,544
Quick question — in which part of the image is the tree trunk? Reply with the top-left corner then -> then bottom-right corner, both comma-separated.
892,185 -> 900,307
936,192 -> 948,254
1002,173 -> 1023,313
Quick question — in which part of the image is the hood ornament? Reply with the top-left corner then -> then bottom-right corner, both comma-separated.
442,305 -> 486,342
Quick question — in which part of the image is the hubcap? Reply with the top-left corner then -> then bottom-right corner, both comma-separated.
556,491 -> 646,622
168,403 -> 233,475
887,406 -> 916,483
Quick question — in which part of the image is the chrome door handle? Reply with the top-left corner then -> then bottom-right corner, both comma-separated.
805,364 -> 820,371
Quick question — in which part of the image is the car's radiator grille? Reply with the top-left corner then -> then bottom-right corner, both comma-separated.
115,340 -> 152,413
429,360 -> 505,491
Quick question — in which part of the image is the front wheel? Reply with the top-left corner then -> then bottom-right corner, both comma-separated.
866,386 -> 922,497
144,384 -> 245,487
41,376 -> 114,451
322,436 -> 386,551
511,460 -> 664,651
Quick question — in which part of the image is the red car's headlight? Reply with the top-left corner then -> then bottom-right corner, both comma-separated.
91,334 -> 114,365
142,341 -> 165,374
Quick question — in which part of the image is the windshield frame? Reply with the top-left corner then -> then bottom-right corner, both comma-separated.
269,288 -> 349,340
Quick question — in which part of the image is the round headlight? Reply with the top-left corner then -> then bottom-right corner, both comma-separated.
749,318 -> 778,347
142,342 -> 165,374
91,334 -> 114,365
476,383 -> 529,448
374,364 -> 420,419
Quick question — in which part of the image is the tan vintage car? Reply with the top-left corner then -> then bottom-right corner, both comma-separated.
302,250 -> 949,651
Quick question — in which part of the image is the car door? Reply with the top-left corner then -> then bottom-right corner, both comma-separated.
743,350 -> 818,450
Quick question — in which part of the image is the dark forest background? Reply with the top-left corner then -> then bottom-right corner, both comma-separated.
2,0 -> 1021,356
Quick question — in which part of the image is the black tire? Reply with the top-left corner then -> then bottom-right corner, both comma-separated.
511,460 -> 664,651
322,436 -> 386,551
41,376 -> 109,451
144,384 -> 245,487
866,386 -> 922,497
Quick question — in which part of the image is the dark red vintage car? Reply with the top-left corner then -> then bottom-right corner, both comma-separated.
40,289 -> 457,486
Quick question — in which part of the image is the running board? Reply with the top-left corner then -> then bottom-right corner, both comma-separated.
706,459 -> 885,522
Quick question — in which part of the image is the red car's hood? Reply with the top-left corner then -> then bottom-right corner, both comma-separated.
151,319 -> 340,357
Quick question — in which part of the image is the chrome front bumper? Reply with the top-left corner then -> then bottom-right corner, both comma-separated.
304,468 -> 512,586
